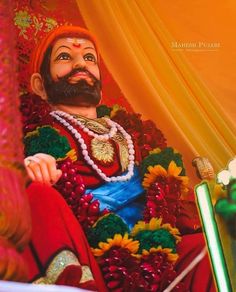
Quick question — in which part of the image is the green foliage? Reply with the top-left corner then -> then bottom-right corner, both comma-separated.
133,229 -> 177,254
140,147 -> 185,177
24,126 -> 71,159
87,213 -> 129,248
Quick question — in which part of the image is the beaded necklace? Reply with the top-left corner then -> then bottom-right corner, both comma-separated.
50,110 -> 135,182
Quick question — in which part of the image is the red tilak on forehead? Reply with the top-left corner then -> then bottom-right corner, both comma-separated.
72,43 -> 81,48
66,38 -> 86,48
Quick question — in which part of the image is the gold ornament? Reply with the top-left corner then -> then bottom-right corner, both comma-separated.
33,250 -> 94,284
91,138 -> 114,163
73,115 -> 129,168
75,115 -> 110,135
112,132 -> 129,171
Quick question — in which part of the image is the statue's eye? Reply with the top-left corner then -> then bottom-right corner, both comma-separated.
84,53 -> 97,63
56,52 -> 71,61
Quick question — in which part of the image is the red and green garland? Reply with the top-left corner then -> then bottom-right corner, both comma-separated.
21,94 -> 200,291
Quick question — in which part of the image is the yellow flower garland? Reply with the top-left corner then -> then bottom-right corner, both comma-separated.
142,160 -> 189,197
91,233 -> 139,257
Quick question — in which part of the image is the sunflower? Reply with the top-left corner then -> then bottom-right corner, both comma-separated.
91,233 -> 139,257
131,218 -> 181,243
142,160 -> 189,196
142,246 -> 179,263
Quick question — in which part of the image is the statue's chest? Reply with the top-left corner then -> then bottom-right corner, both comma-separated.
53,116 -> 130,171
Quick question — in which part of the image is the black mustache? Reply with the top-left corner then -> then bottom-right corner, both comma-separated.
57,68 -> 98,83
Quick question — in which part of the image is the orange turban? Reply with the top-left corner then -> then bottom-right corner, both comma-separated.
29,25 -> 98,75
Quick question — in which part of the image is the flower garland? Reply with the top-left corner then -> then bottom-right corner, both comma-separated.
21,94 -> 200,291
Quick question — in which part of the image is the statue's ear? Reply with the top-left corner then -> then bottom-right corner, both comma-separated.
30,73 -> 47,100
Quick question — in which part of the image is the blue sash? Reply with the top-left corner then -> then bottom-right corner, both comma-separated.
86,167 -> 145,229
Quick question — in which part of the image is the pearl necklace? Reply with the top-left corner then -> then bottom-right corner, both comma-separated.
50,111 -> 135,182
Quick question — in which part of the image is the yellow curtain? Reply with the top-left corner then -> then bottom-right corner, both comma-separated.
77,0 -> 236,184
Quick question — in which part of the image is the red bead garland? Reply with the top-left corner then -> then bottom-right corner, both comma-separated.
98,247 -> 186,291
143,179 -> 182,227
55,158 -> 109,229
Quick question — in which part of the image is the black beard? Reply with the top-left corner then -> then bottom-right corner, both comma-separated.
43,68 -> 102,106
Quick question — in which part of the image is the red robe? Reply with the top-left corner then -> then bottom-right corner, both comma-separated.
22,115 -> 216,291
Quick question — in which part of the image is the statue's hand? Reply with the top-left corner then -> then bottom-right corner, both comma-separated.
24,153 -> 62,185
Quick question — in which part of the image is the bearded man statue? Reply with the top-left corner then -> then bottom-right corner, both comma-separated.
21,25 -> 216,292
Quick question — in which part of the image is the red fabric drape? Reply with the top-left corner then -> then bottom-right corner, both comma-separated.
23,182 -> 107,291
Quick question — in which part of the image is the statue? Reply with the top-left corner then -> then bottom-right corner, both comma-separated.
20,25 -> 215,291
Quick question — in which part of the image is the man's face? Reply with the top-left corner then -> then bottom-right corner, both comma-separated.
42,37 -> 101,106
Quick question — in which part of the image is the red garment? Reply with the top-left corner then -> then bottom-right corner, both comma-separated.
176,233 -> 216,292
22,182 -> 107,291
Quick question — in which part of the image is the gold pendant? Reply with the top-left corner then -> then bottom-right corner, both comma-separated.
91,138 -> 114,163
73,115 -> 129,168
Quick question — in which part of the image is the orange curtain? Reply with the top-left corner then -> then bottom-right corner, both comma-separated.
77,0 -> 235,184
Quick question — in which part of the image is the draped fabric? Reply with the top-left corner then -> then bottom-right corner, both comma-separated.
23,182 -> 107,291
0,0 -> 31,281
77,0 -> 236,184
